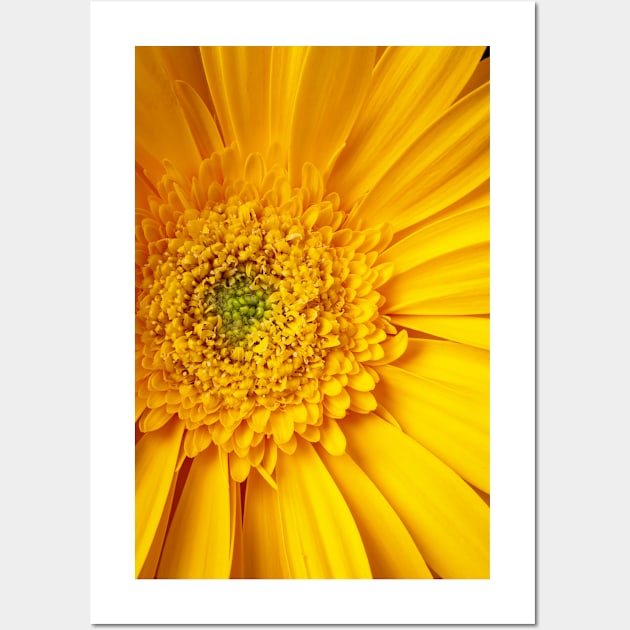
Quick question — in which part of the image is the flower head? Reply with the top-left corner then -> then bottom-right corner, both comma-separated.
136,46 -> 490,579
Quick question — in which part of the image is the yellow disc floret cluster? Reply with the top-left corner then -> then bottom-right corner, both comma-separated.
136,148 -> 408,484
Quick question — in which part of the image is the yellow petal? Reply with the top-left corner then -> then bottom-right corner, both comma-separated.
135,394 -> 146,423
276,440 -> 372,578
344,414 -> 489,577
137,468 -> 177,578
456,57 -> 490,101
374,362 -> 489,493
199,47 -> 237,148
183,425 -> 212,458
135,47 -> 201,178
268,46 -> 308,166
173,80 -> 224,159
244,152 -> 265,188
365,329 -> 408,366
329,46 -> 486,207
301,161 -> 324,205
390,314 -> 490,350
382,243 -> 489,315
395,338 -> 490,395
261,438 -> 277,475
375,46 -> 388,64
213,46 -> 272,159
348,82 -> 489,233
289,47 -> 375,184
277,433 -> 298,455
346,366 -> 376,392
249,406 -> 270,432
399,178 -> 488,236
322,388 -> 351,419
317,446 -> 432,578
242,468 -> 291,578
157,447 -> 232,578
229,451 -> 251,482
270,408 -> 294,445
135,163 -> 157,208
229,480 -> 244,578
348,388 -> 378,414
319,418 -> 347,456
255,463 -> 278,490
378,206 -> 489,275
135,418 -> 184,575
320,376 -> 343,397
157,46 -> 215,118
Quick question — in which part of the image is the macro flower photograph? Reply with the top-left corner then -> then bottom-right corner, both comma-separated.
135,45 -> 490,579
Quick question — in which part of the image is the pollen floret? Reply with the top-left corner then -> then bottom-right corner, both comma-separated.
136,149 -> 407,483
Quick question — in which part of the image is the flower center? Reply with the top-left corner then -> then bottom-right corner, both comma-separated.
205,273 -> 272,345
136,149 -> 405,483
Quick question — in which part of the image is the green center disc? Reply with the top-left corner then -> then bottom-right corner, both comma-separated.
207,274 -> 272,344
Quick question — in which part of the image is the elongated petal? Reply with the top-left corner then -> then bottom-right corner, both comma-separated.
374,46 -> 388,64
329,46 -> 485,207
242,469 -> 291,578
199,47 -> 237,148
374,362 -> 489,492
276,440 -> 372,578
135,163 -> 157,208
157,46 -> 215,117
268,46 -> 308,166
317,447 -> 432,578
289,47 -> 375,184
137,471 -> 177,578
397,178 -> 488,238
394,338 -> 490,395
382,243 -> 489,315
157,447 -> 232,578
456,57 -> 490,101
215,47 -> 272,158
135,418 -> 184,575
135,47 -> 201,177
391,314 -> 490,350
229,481 -> 244,578
378,206 -> 489,275
344,414 -> 489,577
173,80 -> 224,158
348,82 -> 489,233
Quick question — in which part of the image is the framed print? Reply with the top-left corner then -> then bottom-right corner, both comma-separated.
91,1 -> 535,623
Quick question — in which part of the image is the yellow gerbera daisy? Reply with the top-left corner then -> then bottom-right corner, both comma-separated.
135,46 -> 490,579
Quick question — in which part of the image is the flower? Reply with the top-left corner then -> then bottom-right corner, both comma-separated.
136,46 -> 490,579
